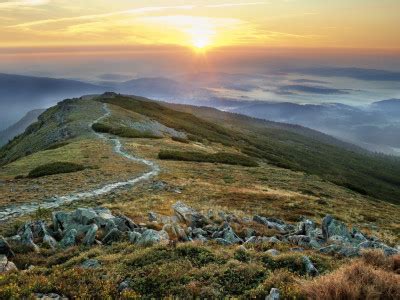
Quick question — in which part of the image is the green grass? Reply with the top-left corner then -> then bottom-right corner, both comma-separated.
27,162 -> 86,178
92,122 -> 162,139
99,94 -> 400,204
159,150 -> 259,167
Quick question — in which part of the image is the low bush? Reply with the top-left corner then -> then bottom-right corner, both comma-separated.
301,252 -> 400,300
92,123 -> 161,139
27,162 -> 85,178
158,150 -> 259,167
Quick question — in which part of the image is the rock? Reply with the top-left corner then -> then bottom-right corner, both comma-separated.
215,238 -> 231,245
322,215 -> 351,241
81,259 -> 100,269
114,215 -> 138,232
0,236 -> 15,258
287,235 -> 311,247
0,255 -> 18,273
265,249 -> 280,256
297,219 -> 317,236
128,231 -> 142,244
34,293 -> 67,300
148,212 -> 158,222
220,224 -> 243,244
136,229 -> 169,247
118,278 -> 132,293
358,241 -> 399,256
192,228 -> 207,237
302,256 -> 319,276
163,223 -> 188,241
102,228 -> 123,245
82,224 -> 98,246
172,202 -> 207,228
266,288 -> 280,300
43,234 -> 58,250
253,215 -> 288,233
20,225 -> 40,252
60,229 -> 77,248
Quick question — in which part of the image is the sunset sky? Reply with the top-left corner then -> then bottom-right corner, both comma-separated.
1,0 -> 399,50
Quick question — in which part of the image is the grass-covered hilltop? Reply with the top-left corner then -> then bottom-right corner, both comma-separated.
0,92 -> 399,299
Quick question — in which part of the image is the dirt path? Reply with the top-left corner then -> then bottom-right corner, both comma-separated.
0,104 -> 160,221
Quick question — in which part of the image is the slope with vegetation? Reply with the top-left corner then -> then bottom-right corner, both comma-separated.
0,92 -> 399,299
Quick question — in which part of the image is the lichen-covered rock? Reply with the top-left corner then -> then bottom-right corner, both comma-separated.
43,234 -> 57,250
322,215 -> 351,241
0,255 -> 18,273
136,229 -> 169,246
172,201 -> 208,228
128,231 -> 142,244
81,259 -> 100,269
265,288 -> 280,300
253,215 -> 288,233
82,224 -> 98,246
60,229 -> 77,248
102,228 -> 122,245
20,225 -> 40,252
265,249 -> 280,256
302,256 -> 319,276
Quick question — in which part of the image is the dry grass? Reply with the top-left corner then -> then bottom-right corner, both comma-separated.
301,251 -> 400,300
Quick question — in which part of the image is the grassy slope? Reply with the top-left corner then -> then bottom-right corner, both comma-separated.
100,94 -> 400,204
0,98 -> 103,166
0,94 -> 399,299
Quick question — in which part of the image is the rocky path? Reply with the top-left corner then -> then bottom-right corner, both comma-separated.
0,104 -> 160,222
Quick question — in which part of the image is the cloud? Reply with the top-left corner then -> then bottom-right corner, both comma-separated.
0,0 -> 49,9
205,2 -> 266,8
291,67 -> 400,82
277,85 -> 350,95
8,5 -> 195,28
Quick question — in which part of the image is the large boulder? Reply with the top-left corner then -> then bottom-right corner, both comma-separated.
172,202 -> 208,228
82,224 -> 98,246
60,229 -> 77,248
322,215 -> 351,241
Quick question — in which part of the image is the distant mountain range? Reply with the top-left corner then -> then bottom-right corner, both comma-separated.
0,109 -> 45,146
1,73 -> 399,155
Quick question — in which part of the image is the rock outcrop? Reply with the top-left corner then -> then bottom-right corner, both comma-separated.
4,202 -> 398,261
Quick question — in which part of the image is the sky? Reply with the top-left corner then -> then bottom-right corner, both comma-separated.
0,0 -> 399,106
0,0 -> 399,49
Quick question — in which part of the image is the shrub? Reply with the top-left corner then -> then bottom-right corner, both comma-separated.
158,150 -> 259,167
92,123 -> 162,139
27,162 -> 85,178
301,257 -> 400,299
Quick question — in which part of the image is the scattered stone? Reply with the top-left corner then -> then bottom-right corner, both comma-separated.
172,202 -> 208,228
136,229 -> 169,247
266,288 -> 280,300
0,255 -> 18,273
302,256 -> 319,276
266,249 -> 280,256
81,259 -> 100,269
34,293 -> 68,300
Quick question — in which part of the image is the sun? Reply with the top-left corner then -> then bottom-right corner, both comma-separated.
192,36 -> 210,49
186,26 -> 215,51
